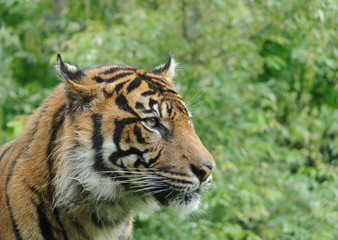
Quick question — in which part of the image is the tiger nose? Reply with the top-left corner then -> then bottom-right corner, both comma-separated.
191,163 -> 216,182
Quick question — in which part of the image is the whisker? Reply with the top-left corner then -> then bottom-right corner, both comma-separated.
165,190 -> 174,199
188,100 -> 206,111
134,186 -> 165,193
129,182 -> 167,189
142,189 -> 169,196
97,170 -> 155,175
187,89 -> 206,107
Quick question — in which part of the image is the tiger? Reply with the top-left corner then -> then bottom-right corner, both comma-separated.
0,54 -> 215,240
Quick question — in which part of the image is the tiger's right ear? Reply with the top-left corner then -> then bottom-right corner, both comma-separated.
152,55 -> 177,81
55,54 -> 97,109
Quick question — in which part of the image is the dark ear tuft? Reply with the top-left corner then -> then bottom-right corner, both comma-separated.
55,54 -> 85,81
55,54 -> 97,109
152,54 -> 177,80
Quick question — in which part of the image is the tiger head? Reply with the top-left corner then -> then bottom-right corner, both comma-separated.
54,55 -> 215,214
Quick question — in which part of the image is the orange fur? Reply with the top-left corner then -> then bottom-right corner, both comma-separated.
0,55 -> 215,240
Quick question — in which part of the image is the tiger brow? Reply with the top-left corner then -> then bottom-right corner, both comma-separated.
101,66 -> 136,75
153,103 -> 161,117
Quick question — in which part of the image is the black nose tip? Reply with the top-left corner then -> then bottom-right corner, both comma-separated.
190,163 -> 216,182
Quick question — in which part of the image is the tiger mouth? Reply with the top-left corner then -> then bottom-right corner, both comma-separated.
152,189 -> 200,206
181,191 -> 199,203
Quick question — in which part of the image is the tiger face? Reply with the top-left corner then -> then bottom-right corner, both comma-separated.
54,55 -> 215,215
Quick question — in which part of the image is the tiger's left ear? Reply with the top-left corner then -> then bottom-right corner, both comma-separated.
55,54 -> 85,81
55,54 -> 98,109
152,55 -> 177,81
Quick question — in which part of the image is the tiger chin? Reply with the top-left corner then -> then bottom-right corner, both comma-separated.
0,54 -> 215,240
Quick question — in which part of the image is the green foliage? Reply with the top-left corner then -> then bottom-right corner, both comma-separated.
1,0 -> 337,239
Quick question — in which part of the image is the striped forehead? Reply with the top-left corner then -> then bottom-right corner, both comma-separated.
85,64 -> 176,96
85,64 -> 166,87
160,96 -> 189,119
85,64 -> 189,117
85,64 -> 137,83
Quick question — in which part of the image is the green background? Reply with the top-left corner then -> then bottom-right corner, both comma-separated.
0,0 -> 337,239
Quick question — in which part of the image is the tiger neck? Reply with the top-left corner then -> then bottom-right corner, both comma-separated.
59,203 -> 134,239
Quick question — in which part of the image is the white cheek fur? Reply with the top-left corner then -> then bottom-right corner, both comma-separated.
53,136 -> 159,214
168,194 -> 201,214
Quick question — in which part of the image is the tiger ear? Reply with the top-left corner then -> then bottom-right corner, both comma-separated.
56,54 -> 85,81
55,54 -> 96,108
152,55 -> 177,81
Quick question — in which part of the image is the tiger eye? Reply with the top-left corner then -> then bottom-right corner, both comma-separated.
146,118 -> 158,127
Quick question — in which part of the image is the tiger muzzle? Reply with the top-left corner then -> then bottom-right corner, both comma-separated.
180,134 -> 216,183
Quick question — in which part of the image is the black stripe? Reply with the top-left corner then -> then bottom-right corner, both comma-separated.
115,80 -> 129,93
148,147 -> 163,166
163,98 -> 187,115
5,160 -> 22,240
47,104 -> 66,169
0,142 -> 14,163
172,111 -> 177,119
91,113 -> 105,172
109,147 -> 147,167
161,176 -> 193,185
135,102 -> 144,109
30,102 -> 49,137
71,219 -> 91,239
107,72 -> 134,83
141,90 -> 157,96
101,66 -> 136,75
46,104 -> 68,240
179,104 -> 189,115
133,125 -> 149,144
152,188 -> 173,206
141,121 -> 171,138
113,118 -> 138,150
148,98 -> 157,109
102,80 -> 129,98
93,75 -> 104,83
29,186 -> 57,240
143,74 -> 169,85
176,105 -> 184,113
91,114 -> 120,179
147,79 -> 166,90
127,78 -> 142,93
102,67 -> 136,75
103,88 -> 114,98
53,208 -> 68,240
2,104 -> 67,240
133,158 -> 144,168
162,95 -> 184,102
166,103 -> 173,117
157,169 -> 189,177
161,89 -> 179,95
0,141 -> 18,176
162,97 -> 184,103
115,95 -> 139,117
46,104 -> 65,194
152,186 -> 194,206
135,102 -> 154,114
37,203 -> 56,240
141,109 -> 154,114
3,137 -> 35,240
158,165 -> 175,171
